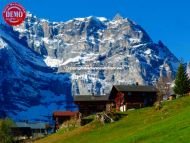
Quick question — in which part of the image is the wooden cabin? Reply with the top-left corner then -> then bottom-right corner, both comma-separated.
11,122 -> 47,141
74,95 -> 110,117
11,126 -> 31,140
74,85 -> 157,116
109,85 -> 157,111
53,111 -> 78,131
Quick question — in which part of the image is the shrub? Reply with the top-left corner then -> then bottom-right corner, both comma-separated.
0,119 -> 14,143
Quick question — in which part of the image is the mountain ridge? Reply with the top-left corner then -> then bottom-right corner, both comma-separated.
0,13 -> 179,120
13,13 -> 178,95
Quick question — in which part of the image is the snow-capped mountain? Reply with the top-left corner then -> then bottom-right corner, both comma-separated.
0,24 -> 76,121
13,13 -> 179,95
0,13 -> 179,120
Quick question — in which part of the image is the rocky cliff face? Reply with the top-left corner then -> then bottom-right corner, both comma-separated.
13,13 -> 179,95
0,13 -> 179,120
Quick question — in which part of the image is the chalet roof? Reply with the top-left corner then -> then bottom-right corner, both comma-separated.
53,111 -> 78,117
14,122 -> 46,129
113,85 -> 157,92
74,95 -> 109,102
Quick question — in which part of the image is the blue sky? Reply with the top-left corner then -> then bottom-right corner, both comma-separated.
0,0 -> 189,61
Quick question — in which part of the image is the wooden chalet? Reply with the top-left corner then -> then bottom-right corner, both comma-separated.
11,126 -> 31,140
109,85 -> 157,111
74,85 -> 157,115
53,111 -> 78,131
74,95 -> 110,116
11,122 -> 48,140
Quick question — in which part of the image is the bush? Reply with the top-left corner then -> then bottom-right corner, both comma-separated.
154,101 -> 162,110
0,119 -> 14,143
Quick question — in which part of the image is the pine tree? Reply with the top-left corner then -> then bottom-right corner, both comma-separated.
174,63 -> 190,96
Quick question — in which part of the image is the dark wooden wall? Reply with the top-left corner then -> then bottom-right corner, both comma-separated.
75,101 -> 108,116
114,91 -> 157,110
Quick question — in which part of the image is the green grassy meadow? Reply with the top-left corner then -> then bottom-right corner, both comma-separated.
35,96 -> 190,143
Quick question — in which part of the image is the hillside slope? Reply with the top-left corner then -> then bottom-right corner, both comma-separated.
36,96 -> 190,143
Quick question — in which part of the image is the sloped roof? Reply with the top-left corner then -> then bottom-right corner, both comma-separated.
113,85 -> 157,92
74,95 -> 109,102
74,85 -> 157,102
15,122 -> 46,129
53,111 -> 78,117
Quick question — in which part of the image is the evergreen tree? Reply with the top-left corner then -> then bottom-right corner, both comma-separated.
174,63 -> 190,96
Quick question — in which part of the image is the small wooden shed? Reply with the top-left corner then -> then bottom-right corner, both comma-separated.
53,111 -> 78,131
11,122 -> 47,140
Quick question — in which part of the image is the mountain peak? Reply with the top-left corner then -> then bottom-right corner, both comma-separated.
113,13 -> 124,21
26,11 -> 33,17
0,13 -> 179,121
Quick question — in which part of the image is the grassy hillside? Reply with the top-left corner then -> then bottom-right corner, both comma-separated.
36,96 -> 190,143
